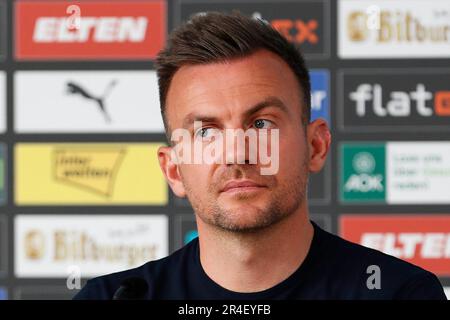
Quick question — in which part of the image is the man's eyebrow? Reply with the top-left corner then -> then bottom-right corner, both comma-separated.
181,96 -> 289,129
182,114 -> 220,129
243,96 -> 289,119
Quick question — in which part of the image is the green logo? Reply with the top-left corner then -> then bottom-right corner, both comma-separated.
341,143 -> 386,203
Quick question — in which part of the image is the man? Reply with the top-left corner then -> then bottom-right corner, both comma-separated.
74,12 -> 446,300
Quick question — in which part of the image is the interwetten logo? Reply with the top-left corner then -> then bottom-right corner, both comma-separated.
0,144 -> 5,205
53,148 -> 125,197
15,143 -> 167,205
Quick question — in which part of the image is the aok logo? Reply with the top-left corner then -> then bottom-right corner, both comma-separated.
340,144 -> 386,203
350,83 -> 450,117
344,152 -> 383,192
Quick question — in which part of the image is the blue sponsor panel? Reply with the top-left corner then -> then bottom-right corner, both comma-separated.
310,70 -> 330,123
0,287 -> 7,300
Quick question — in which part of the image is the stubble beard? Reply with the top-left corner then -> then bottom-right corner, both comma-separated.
185,156 -> 309,234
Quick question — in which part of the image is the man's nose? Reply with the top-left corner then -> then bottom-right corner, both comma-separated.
224,129 -> 256,165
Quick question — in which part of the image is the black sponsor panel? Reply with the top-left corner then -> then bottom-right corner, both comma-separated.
0,215 -> 6,278
176,0 -> 329,58
310,213 -> 331,232
0,1 -> 5,60
308,157 -> 330,205
174,214 -> 197,250
340,69 -> 450,132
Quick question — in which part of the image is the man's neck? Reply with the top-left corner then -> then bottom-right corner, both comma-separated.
197,207 -> 314,293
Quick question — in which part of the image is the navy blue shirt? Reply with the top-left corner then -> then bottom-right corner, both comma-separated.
73,222 -> 446,300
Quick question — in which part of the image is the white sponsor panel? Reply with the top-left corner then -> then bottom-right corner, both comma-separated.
0,214 -> 7,278
14,71 -> 164,133
15,215 -> 168,278
339,0 -> 450,58
387,142 -> 450,204
0,71 -> 5,133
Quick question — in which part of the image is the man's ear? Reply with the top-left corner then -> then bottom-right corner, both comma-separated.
157,146 -> 187,198
306,118 -> 331,173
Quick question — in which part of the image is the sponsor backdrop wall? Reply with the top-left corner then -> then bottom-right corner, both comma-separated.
0,0 -> 449,299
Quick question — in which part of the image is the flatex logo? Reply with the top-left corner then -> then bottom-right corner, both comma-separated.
340,70 -> 450,132
178,0 -> 329,58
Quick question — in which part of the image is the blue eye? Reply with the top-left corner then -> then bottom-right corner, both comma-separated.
195,127 -> 218,139
195,127 -> 209,138
254,119 -> 273,129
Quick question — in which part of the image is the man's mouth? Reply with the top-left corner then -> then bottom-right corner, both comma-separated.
220,180 -> 267,193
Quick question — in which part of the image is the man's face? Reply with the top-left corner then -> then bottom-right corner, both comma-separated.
162,49 -> 313,233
